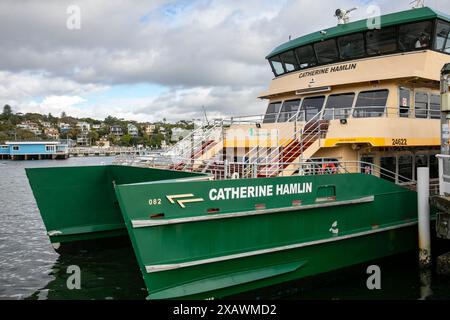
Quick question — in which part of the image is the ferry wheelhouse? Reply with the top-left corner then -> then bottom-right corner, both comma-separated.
26,6 -> 450,300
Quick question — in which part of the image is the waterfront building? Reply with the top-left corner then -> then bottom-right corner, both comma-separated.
0,141 -> 68,160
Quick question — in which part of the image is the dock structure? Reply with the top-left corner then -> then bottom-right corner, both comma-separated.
69,147 -> 146,157
0,141 -> 68,160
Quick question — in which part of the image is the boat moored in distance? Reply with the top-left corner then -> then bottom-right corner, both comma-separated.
26,5 -> 450,299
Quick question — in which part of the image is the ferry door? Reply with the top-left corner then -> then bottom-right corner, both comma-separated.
399,87 -> 411,118
360,156 -> 374,174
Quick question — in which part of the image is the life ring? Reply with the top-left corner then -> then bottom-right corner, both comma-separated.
322,163 -> 337,174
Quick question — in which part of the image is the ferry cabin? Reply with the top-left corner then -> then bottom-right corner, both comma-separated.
215,7 -> 450,183
0,141 -> 69,160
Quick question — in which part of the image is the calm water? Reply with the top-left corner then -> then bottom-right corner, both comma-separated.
0,157 -> 449,300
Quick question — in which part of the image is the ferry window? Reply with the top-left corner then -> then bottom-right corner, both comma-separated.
398,155 -> 413,180
263,102 -> 282,123
399,21 -> 432,51
278,99 -> 301,122
298,96 -> 325,122
322,93 -> 355,120
380,156 -> 396,183
430,154 -> 439,179
366,26 -> 398,55
314,39 -> 339,64
435,21 -> 450,52
295,45 -> 317,69
415,92 -> 428,119
338,33 -> 365,59
430,94 -> 441,119
415,154 -> 428,169
399,88 -> 410,118
353,90 -> 389,118
269,56 -> 285,76
280,50 -> 299,72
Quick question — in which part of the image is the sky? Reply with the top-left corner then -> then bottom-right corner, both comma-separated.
0,0 -> 448,123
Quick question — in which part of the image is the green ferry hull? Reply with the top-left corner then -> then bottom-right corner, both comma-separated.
114,173 -> 419,299
25,165 -> 204,247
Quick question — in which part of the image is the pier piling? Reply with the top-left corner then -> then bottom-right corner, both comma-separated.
417,167 -> 431,267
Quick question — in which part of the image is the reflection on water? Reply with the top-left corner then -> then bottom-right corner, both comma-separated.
26,239 -> 147,300
1,156 -> 450,300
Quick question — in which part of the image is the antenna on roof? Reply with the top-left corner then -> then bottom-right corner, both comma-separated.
410,0 -> 425,8
334,7 -> 357,25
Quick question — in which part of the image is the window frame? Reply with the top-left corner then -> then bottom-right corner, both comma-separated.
352,89 -> 390,118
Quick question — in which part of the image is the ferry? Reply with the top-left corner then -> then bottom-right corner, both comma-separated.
26,5 -> 450,299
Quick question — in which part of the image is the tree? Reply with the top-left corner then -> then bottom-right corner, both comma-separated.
61,111 -> 67,119
2,105 -> 12,117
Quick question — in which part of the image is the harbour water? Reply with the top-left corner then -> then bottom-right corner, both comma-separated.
0,157 -> 449,300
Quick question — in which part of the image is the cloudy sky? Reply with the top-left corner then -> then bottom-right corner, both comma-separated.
0,0 -> 448,122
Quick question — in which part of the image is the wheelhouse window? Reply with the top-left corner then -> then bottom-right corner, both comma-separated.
314,39 -> 339,64
435,21 -> 450,53
269,56 -> 285,76
263,102 -> 282,123
415,91 -> 428,119
366,26 -> 398,55
430,94 -> 441,119
280,50 -> 299,72
298,96 -> 325,122
278,99 -> 301,122
295,45 -> 317,69
322,93 -> 355,120
399,21 -> 432,51
353,90 -> 389,118
338,33 -> 365,59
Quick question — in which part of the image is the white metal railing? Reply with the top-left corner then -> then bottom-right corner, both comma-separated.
164,119 -> 224,166
437,154 -> 450,196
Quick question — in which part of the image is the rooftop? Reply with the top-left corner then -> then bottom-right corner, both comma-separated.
267,7 -> 450,59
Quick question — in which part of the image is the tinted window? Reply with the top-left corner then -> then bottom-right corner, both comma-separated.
338,33 -> 365,59
280,50 -> 299,72
430,94 -> 441,119
295,45 -> 317,69
399,155 -> 413,180
353,90 -> 389,118
435,21 -> 450,51
298,96 -> 325,122
278,99 -> 301,122
430,154 -> 439,179
323,93 -> 355,120
366,26 -> 398,55
415,92 -> 428,119
314,39 -> 339,64
380,156 -> 396,182
269,56 -> 284,76
263,102 -> 282,123
399,21 -> 432,51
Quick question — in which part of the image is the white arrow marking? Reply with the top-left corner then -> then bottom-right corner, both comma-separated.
166,194 -> 204,208
166,194 -> 194,203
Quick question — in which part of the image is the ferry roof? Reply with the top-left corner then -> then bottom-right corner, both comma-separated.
266,7 -> 450,59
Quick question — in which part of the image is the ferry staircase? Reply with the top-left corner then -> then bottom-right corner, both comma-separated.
166,120 -> 225,171
241,113 -> 329,178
